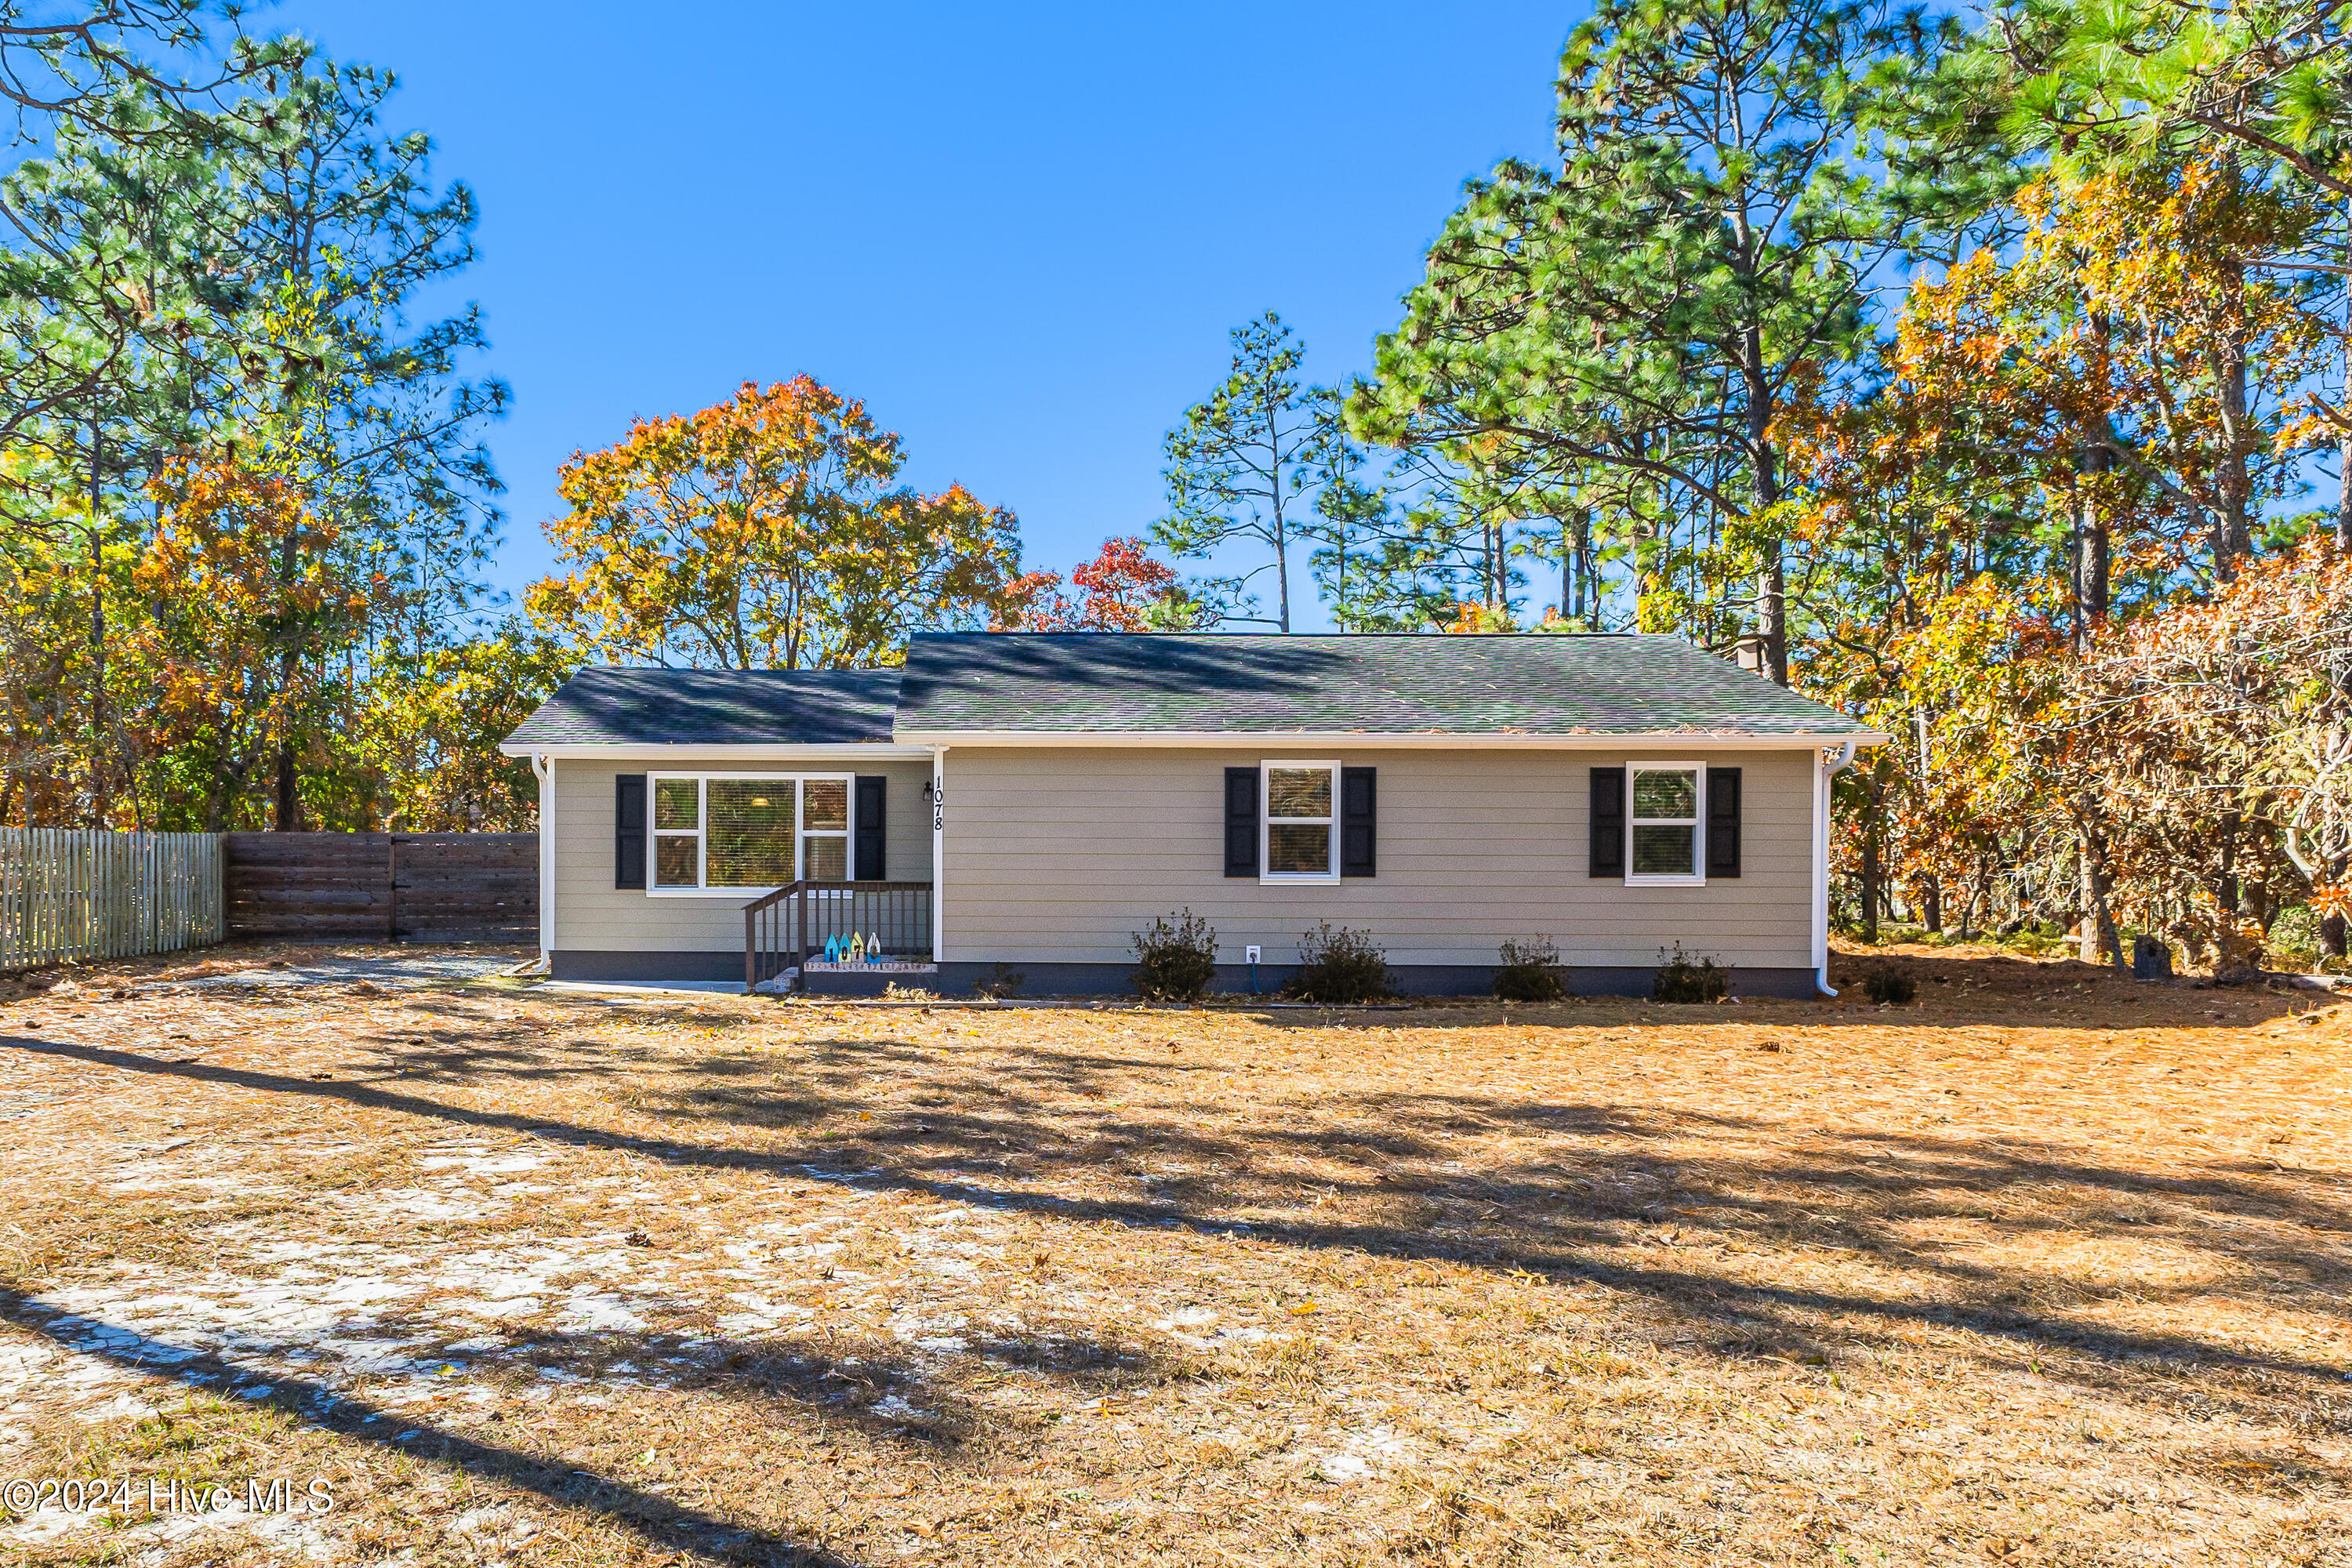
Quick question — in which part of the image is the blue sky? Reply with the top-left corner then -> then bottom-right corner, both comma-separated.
264,1 -> 1576,622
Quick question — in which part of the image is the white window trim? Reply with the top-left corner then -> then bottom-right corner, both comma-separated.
645,771 -> 855,897
1624,760 -> 1707,887
1260,758 -> 1341,884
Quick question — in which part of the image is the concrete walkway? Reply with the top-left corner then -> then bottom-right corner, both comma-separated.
147,953 -> 521,991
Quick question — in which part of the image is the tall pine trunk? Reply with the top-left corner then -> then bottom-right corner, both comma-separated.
2338,422 -> 2352,550
1560,515 -> 1573,621
85,429 -> 110,829
275,747 -> 302,832
2212,159 -> 2256,579
2074,437 -> 2111,648
1274,530 -> 1290,633
2216,338 -> 2254,576
1744,335 -> 1788,684
2341,198 -> 2352,550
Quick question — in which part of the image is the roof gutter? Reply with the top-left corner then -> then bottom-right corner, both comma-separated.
496,742 -> 938,761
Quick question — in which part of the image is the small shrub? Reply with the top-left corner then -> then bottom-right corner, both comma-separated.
1653,943 -> 1728,1004
2267,906 -> 2321,972
1131,909 -> 1218,1001
1860,968 -> 1916,1005
1493,937 -> 1565,1003
1286,921 -> 1392,1004
971,962 -> 1025,1000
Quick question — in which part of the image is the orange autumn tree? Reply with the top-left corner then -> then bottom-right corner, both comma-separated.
1772,154 -> 2338,954
132,458 -> 390,829
529,377 -> 1029,668
1003,536 -> 1198,630
1893,157 -> 2330,601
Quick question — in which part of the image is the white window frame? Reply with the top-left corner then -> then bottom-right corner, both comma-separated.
645,771 -> 855,897
1260,759 -> 1341,884
1624,760 -> 1706,887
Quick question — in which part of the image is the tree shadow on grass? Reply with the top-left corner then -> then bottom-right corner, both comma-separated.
0,1274 -> 1188,1560
0,1290 -> 859,1567
9,1029 -> 2347,1417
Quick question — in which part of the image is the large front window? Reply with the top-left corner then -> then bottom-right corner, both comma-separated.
1627,763 -> 1703,884
649,774 -> 851,891
1261,760 -> 1338,882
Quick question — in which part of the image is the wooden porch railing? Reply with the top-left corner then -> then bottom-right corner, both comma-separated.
744,880 -> 934,990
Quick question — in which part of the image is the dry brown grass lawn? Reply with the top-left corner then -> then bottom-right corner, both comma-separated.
0,941 -> 2346,1566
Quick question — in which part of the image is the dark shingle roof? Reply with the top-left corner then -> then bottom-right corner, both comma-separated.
505,666 -> 901,746
893,633 -> 1869,738
505,637 -> 1875,748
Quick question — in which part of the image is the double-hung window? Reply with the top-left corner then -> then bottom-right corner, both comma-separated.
1261,760 -> 1338,883
1626,762 -> 1704,884
648,773 -> 851,893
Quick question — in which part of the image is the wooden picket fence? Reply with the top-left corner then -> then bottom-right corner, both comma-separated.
0,829 -> 225,975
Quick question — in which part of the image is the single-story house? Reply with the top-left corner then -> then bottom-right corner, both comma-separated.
499,633 -> 1886,997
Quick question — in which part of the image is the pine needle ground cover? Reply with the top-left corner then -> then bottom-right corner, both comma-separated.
0,944 -> 2345,1566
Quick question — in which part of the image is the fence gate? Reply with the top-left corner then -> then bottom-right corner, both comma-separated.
390,833 -> 538,943
225,833 -> 536,943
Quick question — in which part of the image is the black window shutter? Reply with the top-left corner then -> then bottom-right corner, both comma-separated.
854,775 -> 887,880
1588,767 -> 1624,878
1341,766 -> 1376,877
615,773 -> 647,889
1224,767 -> 1258,877
1705,766 -> 1741,878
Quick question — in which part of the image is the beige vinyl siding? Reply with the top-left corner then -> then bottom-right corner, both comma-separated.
942,746 -> 1815,968
554,757 -> 933,953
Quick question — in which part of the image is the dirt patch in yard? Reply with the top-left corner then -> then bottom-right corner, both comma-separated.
0,942 -> 2345,1565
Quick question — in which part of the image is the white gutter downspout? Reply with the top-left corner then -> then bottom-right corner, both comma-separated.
531,753 -> 554,967
930,746 -> 948,967
1813,740 -> 1858,997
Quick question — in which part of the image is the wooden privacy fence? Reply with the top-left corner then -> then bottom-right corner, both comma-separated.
225,833 -> 537,942
0,829 -> 225,974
